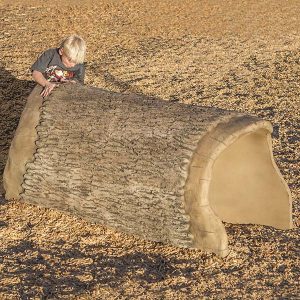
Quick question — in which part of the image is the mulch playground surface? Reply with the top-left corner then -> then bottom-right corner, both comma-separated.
0,1 -> 299,299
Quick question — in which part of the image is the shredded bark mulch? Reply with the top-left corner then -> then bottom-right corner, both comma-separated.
0,1 -> 299,299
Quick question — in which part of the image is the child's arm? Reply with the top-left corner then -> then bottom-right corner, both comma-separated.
32,49 -> 57,97
32,70 -> 57,97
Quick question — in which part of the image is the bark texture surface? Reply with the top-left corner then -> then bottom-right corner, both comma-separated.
3,84 -> 292,256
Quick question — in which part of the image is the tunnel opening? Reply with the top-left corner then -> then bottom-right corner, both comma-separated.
208,129 -> 292,229
185,119 -> 292,256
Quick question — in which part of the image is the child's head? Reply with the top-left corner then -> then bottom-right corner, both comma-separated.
59,34 -> 86,66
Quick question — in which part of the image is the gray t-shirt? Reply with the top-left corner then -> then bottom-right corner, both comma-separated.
31,48 -> 85,83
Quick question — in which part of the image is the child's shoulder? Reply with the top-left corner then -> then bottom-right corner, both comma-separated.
43,48 -> 59,56
36,48 -> 59,61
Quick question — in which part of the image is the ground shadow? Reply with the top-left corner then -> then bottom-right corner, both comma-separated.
0,65 -> 298,299
1,222 -> 298,299
0,67 -> 199,298
0,238 -> 199,299
0,66 -> 35,194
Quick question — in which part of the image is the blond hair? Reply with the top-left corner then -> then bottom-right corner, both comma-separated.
60,34 -> 86,64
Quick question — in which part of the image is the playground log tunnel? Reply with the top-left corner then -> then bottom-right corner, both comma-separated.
3,84 -> 293,256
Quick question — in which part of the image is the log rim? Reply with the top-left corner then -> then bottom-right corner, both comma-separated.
3,85 -> 43,200
185,115 -> 293,257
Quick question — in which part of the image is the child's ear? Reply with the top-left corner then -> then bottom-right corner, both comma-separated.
59,48 -> 63,55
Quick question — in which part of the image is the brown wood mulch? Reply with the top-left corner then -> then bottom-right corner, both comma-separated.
0,1 -> 299,299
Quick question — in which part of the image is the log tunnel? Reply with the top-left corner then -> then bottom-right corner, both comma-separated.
3,85 -> 293,257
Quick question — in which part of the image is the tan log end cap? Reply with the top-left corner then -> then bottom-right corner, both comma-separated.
3,85 -> 43,200
185,116 -> 293,255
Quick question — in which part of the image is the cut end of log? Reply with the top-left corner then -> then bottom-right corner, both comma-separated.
185,117 -> 293,255
2,85 -> 293,257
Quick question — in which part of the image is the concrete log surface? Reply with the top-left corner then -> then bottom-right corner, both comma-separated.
3,84 -> 292,256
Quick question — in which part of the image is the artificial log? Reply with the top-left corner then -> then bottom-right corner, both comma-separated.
3,85 -> 292,256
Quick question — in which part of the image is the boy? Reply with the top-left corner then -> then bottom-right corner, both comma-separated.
31,34 -> 86,97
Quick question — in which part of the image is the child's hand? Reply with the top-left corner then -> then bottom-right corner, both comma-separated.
41,82 -> 57,97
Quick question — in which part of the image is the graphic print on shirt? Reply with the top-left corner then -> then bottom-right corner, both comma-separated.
45,66 -> 75,82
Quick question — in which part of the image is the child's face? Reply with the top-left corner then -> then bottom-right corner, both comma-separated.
59,48 -> 76,68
